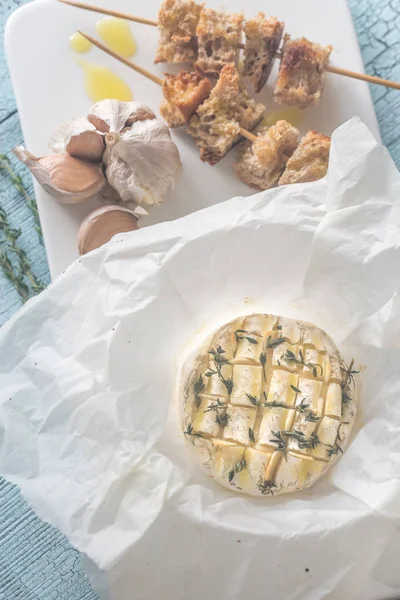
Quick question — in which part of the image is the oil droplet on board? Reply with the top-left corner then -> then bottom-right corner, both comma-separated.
69,32 -> 93,53
76,59 -> 133,103
262,107 -> 303,129
96,17 -> 137,58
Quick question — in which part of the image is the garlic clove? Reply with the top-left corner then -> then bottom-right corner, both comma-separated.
13,146 -> 107,204
49,117 -> 105,163
78,205 -> 138,255
87,99 -> 155,133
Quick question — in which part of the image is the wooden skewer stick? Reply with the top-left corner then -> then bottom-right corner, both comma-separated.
78,31 -> 259,143
77,31 -> 162,85
59,0 -> 158,26
60,0 -> 400,91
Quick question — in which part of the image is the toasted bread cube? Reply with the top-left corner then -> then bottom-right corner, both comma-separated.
274,35 -> 332,108
155,0 -> 203,64
235,120 -> 299,190
278,130 -> 331,185
243,13 -> 284,93
187,65 -> 265,165
160,70 -> 212,127
195,8 -> 244,77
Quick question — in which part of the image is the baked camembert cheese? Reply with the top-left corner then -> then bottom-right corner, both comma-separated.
180,314 -> 357,497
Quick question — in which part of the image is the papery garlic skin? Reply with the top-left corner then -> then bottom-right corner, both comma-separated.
87,100 -> 156,133
49,117 -> 105,163
104,117 -> 182,206
13,146 -> 107,204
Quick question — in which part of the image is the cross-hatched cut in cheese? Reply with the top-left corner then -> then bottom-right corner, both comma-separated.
274,453 -> 309,489
205,362 -> 233,397
223,405 -> 257,444
180,313 -> 358,497
258,406 -> 294,446
213,443 -> 245,480
267,370 -> 299,406
303,348 -> 327,379
278,318 -> 302,344
235,335 -> 262,363
325,382 -> 342,418
312,416 -> 340,460
230,364 -> 263,406
272,342 -> 302,371
241,447 -> 273,494
296,377 -> 323,413
242,314 -> 278,338
192,395 -> 227,437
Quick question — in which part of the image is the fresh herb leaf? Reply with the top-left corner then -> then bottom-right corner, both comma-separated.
246,394 -> 260,407
249,427 -> 255,443
228,468 -> 235,483
270,430 -> 286,452
203,399 -> 225,413
290,385 -> 302,394
235,329 -> 259,345
257,480 -> 277,495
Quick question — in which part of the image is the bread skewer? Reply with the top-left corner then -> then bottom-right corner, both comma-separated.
59,0 -> 400,91
77,31 -> 258,144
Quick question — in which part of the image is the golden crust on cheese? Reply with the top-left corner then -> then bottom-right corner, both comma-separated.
180,314 -> 358,497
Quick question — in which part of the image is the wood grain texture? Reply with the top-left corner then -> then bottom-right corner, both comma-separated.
0,0 -> 399,598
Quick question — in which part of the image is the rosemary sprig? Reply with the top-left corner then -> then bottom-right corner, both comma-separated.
284,349 -> 323,378
206,346 -> 234,394
235,329 -> 259,344
0,247 -> 30,302
0,153 -> 42,243
228,458 -> 247,483
193,374 -> 205,408
0,207 -> 45,300
283,429 -> 320,450
257,479 -> 277,495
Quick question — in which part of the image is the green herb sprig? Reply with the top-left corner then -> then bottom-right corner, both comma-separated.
203,398 -> 229,426
283,429 -> 320,450
0,154 -> 42,243
206,346 -> 234,394
0,206 -> 45,301
228,458 -> 246,483
193,374 -> 205,407
235,329 -> 259,345
257,480 -> 277,495
183,423 -> 203,438
284,349 -> 323,378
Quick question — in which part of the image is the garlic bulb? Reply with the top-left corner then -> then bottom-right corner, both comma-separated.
46,99 -> 182,208
49,117 -> 105,163
13,146 -> 107,204
87,99 -> 156,133
78,205 -> 138,255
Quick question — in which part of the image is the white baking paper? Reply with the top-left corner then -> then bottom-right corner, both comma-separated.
1,117 -> 400,600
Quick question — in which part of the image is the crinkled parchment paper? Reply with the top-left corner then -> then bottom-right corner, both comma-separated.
1,118 -> 400,600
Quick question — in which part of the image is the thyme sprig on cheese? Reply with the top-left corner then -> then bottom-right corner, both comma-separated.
203,398 -> 229,426
257,480 -> 277,495
193,374 -> 205,407
283,429 -> 320,450
206,346 -> 234,394
228,458 -> 247,483
284,349 -> 324,378
248,392 -> 320,423
234,329 -> 259,344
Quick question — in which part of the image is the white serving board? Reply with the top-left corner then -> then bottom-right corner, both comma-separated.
6,0 -> 380,279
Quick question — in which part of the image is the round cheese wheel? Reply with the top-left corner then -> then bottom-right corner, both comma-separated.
179,314 -> 357,497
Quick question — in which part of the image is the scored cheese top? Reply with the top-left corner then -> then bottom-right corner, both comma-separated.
179,314 -> 357,497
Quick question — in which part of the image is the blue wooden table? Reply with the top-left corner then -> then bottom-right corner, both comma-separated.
0,1 -> 399,598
